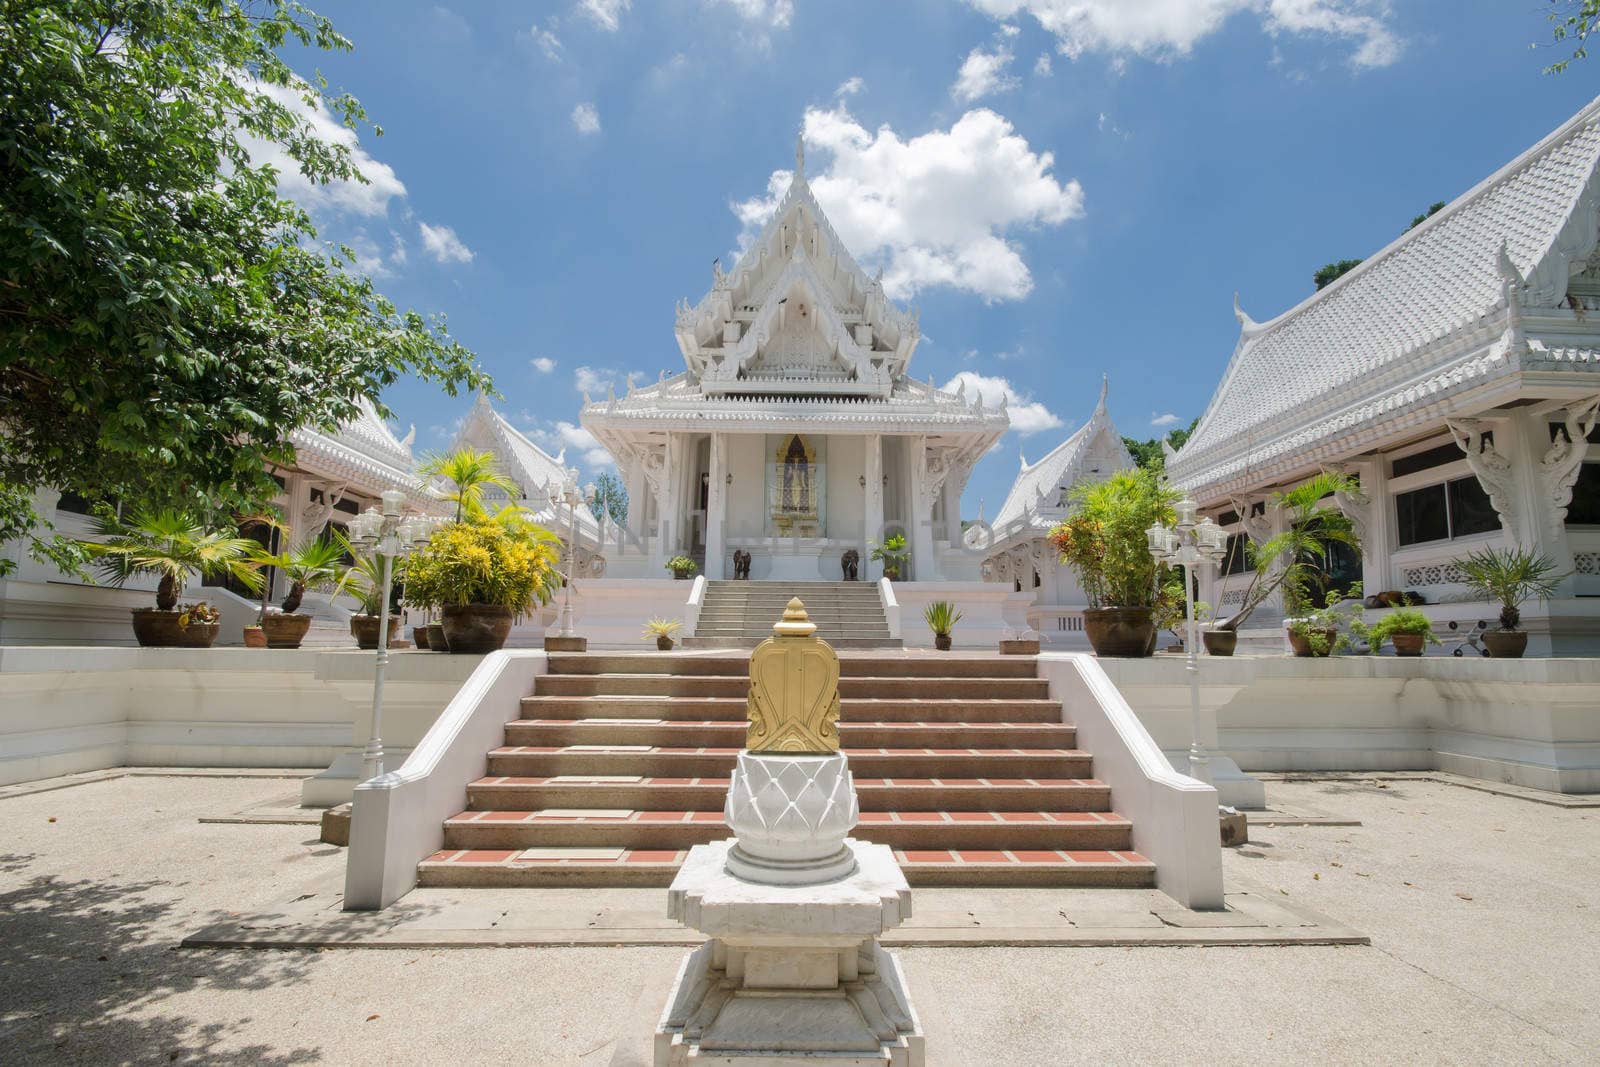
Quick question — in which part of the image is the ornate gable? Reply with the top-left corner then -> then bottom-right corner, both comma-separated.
675,141 -> 920,397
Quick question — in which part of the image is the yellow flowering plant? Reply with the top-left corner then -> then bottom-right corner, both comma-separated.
403,518 -> 560,618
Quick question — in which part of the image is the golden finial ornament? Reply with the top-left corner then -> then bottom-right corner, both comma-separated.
744,598 -> 841,754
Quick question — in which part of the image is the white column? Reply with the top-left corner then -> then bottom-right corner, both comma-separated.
1506,410 -> 1579,597
909,436 -> 936,582
863,434 -> 883,581
1355,459 -> 1392,594
705,433 -> 727,579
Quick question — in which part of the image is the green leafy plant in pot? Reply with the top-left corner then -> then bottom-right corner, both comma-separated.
868,534 -> 909,580
1454,547 -> 1563,658
1287,584 -> 1362,657
1048,468 -> 1178,657
924,600 -> 963,651
665,555 -> 698,580
642,618 -> 682,651
403,514 -> 561,653
254,537 -> 346,648
334,532 -> 405,650
83,510 -> 262,647
1353,606 -> 1438,657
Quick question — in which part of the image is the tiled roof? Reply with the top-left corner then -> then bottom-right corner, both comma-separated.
1171,95 -> 1600,493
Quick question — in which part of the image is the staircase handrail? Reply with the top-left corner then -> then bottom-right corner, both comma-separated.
877,576 -> 901,639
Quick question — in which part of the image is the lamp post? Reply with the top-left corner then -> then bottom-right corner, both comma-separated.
348,490 -> 436,782
1147,500 -> 1227,787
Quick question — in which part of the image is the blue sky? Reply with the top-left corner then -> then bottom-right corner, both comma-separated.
284,0 -> 1600,516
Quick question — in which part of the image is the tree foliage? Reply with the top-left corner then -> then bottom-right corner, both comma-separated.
0,1 -> 490,574
1122,417 -> 1197,474
1406,201 -> 1446,232
1544,1 -> 1600,73
1048,467 -> 1178,609
1314,258 -> 1364,290
587,470 -> 628,525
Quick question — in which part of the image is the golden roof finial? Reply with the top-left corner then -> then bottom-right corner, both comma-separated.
744,597 -> 841,754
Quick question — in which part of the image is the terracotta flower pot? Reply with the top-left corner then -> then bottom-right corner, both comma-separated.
1391,633 -> 1427,657
427,623 -> 449,651
656,635 -> 675,651
672,571 -> 691,580
1083,607 -> 1156,657
178,622 -> 220,648
349,614 -> 402,650
1202,629 -> 1237,657
934,633 -> 953,651
242,625 -> 266,649
260,613 -> 312,649
131,608 -> 184,647
998,638 -> 1040,655
1288,627 -> 1339,657
441,603 -> 513,654
1482,629 -> 1528,659
412,625 -> 431,650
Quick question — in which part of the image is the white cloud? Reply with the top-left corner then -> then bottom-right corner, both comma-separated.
731,104 -> 1083,303
526,419 -> 614,468
708,0 -> 794,29
966,0 -> 1401,69
952,46 -> 1020,102
1034,53 -> 1053,75
1150,411 -> 1179,427
943,371 -> 1063,435
418,221 -> 475,264
245,80 -> 406,218
1097,112 -> 1131,139
530,20 -> 564,61
571,102 -> 601,135
835,76 -> 865,98
573,364 -> 634,395
578,0 -> 629,31
531,357 -> 557,374
431,6 -> 471,39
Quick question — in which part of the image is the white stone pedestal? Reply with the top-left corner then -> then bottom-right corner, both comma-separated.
656,839 -> 924,1066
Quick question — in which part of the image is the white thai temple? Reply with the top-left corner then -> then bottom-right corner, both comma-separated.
579,142 -> 1009,585
1170,96 -> 1600,654
969,379 -> 1133,645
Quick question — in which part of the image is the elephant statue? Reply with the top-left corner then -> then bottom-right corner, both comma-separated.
733,549 -> 752,580
841,549 -> 860,581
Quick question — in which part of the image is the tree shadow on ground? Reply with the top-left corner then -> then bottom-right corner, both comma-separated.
0,866 -> 322,1064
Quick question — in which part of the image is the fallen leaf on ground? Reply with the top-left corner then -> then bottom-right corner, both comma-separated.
366,1014 -> 380,1022
1455,892 -> 1473,901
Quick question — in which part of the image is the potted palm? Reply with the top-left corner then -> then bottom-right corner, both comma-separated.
869,534 -> 910,580
1213,471 -> 1362,640
258,538 -> 346,649
643,618 -> 681,650
1049,468 -> 1178,657
421,446 -> 521,524
83,510 -> 262,647
924,601 -> 963,651
403,514 -> 561,653
666,555 -> 698,580
334,533 -> 404,650
1455,547 -> 1563,658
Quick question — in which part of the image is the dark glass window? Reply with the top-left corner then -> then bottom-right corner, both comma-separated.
55,492 -> 96,515
1217,510 -> 1240,528
1567,463 -> 1600,525
1392,440 -> 1479,479
1396,484 -> 1448,546
1219,533 -> 1251,576
1448,477 -> 1499,537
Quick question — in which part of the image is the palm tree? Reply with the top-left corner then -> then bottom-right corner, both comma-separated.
420,447 -> 520,523
261,537 -> 349,614
85,510 -> 263,610
1219,471 -> 1362,631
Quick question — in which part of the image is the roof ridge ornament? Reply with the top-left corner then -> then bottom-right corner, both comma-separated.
1233,291 -> 1261,333
1497,238 -> 1525,289
1096,373 -> 1109,413
795,131 -> 805,180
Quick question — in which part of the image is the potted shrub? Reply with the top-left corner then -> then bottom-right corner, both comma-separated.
666,555 -> 698,580
403,516 -> 561,653
1049,468 -> 1178,657
643,618 -> 682,650
334,533 -> 403,650
256,538 -> 346,649
924,600 -> 963,651
1213,472 -> 1362,637
1355,607 -> 1439,657
176,601 -> 222,648
869,534 -> 909,580
1455,547 -> 1563,659
83,510 -> 262,647
1287,585 -> 1362,657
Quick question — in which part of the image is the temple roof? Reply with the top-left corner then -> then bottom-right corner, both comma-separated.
673,144 -> 920,398
288,399 -> 434,507
1170,94 -> 1600,499
974,381 -> 1132,544
452,394 -> 602,539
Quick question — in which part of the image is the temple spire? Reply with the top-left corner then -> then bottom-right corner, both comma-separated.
795,132 -> 805,179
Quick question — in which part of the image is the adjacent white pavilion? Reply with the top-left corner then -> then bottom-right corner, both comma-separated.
1169,95 -> 1600,654
969,379 -> 1134,644
581,143 -> 1009,583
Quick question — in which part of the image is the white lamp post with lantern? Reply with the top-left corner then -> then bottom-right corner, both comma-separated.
1147,499 -> 1228,788
545,468 -> 595,652
347,490 -> 438,782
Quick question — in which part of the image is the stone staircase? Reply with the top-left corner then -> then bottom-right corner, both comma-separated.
686,581 -> 899,649
418,651 -> 1154,889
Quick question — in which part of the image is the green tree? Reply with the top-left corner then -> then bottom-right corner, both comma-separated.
1406,201 -> 1447,232
0,1 -> 490,576
1122,417 -> 1197,474
588,470 -> 629,525
1314,258 -> 1364,290
1544,1 -> 1600,72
